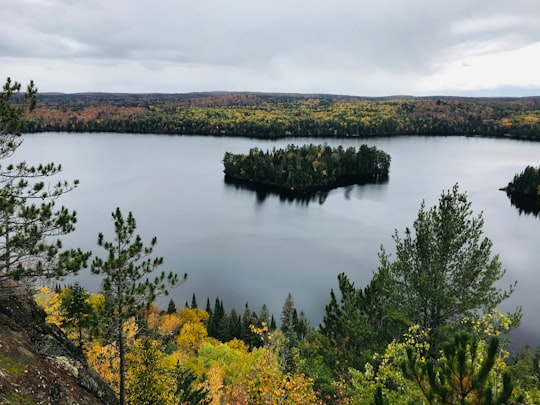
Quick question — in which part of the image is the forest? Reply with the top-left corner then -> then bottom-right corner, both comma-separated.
19,91 -> 540,140
223,144 -> 390,193
504,166 -> 540,216
2,79 -> 540,405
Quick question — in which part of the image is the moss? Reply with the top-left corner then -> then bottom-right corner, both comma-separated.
0,353 -> 22,375
0,392 -> 35,404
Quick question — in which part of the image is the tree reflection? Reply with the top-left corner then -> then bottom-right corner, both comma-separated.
224,174 -> 388,206
507,193 -> 540,217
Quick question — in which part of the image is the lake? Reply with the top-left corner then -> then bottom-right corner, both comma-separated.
15,132 -> 540,349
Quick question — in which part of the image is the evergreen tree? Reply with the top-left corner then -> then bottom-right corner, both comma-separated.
0,78 -> 89,288
191,292 -> 198,309
241,303 -> 261,348
319,273 -> 383,374
259,303 -> 270,326
402,332 -> 513,404
91,207 -> 185,405
270,315 -> 277,330
280,293 -> 299,374
204,297 -> 212,316
59,282 -> 93,349
229,308 -> 242,340
377,184 -> 516,347
173,363 -> 209,405
166,298 -> 177,315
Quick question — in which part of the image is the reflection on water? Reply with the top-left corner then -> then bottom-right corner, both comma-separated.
224,174 -> 389,206
14,133 -> 540,350
508,193 -> 540,217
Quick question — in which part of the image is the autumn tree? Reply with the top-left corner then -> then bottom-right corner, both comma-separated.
0,77 -> 88,289
125,337 -> 169,405
91,207 -> 185,405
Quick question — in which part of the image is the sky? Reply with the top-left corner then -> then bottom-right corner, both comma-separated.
2,0 -> 540,97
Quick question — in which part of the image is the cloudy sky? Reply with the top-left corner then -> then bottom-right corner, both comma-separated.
2,0 -> 539,96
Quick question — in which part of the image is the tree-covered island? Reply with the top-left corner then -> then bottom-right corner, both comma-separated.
223,143 -> 390,193
504,165 -> 540,216
505,165 -> 540,196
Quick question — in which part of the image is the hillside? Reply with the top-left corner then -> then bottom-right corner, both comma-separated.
21,92 -> 540,140
0,281 -> 117,405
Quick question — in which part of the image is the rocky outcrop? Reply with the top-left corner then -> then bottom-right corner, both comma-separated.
0,281 -> 118,405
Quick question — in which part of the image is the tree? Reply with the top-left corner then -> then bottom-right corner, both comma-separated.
401,332 -> 513,404
172,363 -> 209,405
377,184 -> 516,347
91,207 -> 185,405
59,282 -> 94,349
0,77 -> 88,288
280,293 -> 299,374
125,337 -> 169,405
166,298 -> 177,315
348,310 -> 518,405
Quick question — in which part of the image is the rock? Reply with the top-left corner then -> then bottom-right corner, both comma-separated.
0,280 -> 118,404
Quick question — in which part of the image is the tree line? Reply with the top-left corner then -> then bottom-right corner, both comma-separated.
21,92 -> 540,140
2,78 -> 540,404
223,143 -> 390,192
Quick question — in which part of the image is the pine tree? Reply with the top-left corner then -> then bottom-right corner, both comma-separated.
0,78 -> 89,289
280,293 -> 299,374
91,207 -> 185,405
377,184 -> 516,348
402,332 -> 513,404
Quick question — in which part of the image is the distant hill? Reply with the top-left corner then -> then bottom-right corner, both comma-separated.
23,92 -> 540,140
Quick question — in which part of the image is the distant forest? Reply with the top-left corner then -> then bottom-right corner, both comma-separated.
21,92 -> 540,140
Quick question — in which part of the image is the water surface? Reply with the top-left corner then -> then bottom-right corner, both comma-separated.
16,133 -> 540,348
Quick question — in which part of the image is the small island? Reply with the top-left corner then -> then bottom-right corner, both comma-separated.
223,143 -> 391,193
503,165 -> 540,216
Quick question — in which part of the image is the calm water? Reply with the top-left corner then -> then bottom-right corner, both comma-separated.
15,133 -> 540,348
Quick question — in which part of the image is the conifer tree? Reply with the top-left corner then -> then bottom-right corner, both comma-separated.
280,293 -> 299,374
0,77 -> 89,288
173,363 -> 209,405
377,184 -> 516,347
166,298 -> 177,315
401,332 -> 513,404
229,308 -> 242,339
91,207 -> 185,405
59,282 -> 93,349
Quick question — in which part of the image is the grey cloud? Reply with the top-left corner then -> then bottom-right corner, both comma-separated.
1,0 -> 539,95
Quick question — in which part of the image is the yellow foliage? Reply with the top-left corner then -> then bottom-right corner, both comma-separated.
500,117 -> 512,128
198,339 -> 320,404
522,114 -> 539,125
178,307 -> 209,324
176,322 -> 209,353
126,337 -> 170,405
34,286 -> 63,327
86,339 -> 120,393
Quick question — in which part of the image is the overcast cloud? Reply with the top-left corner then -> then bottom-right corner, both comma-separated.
1,0 -> 539,96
